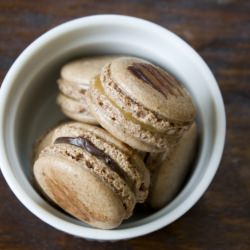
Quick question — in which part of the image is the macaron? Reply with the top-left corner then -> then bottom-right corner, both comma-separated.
85,56 -> 196,152
57,56 -> 117,124
57,93 -> 97,124
146,123 -> 198,209
33,122 -> 150,229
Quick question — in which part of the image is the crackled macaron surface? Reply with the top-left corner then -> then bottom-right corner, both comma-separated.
86,57 -> 196,152
33,122 -> 150,229
57,56 -> 117,124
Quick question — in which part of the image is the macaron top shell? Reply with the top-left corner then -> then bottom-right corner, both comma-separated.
61,55 -> 118,86
103,57 -> 196,122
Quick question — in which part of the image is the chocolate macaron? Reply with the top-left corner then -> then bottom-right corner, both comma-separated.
86,57 -> 196,152
57,56 -> 117,124
33,122 -> 150,229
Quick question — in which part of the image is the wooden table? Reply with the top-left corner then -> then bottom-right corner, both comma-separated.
0,1 -> 249,249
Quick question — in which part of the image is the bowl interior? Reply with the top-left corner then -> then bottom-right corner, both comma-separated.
1,16 -> 224,239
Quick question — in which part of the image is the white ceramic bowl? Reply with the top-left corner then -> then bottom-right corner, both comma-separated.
0,15 -> 226,240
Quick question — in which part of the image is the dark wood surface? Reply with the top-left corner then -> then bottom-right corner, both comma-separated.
0,1 -> 249,249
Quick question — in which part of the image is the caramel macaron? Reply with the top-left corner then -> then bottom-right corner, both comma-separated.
57,56 -> 117,124
86,57 -> 196,152
33,122 -> 150,229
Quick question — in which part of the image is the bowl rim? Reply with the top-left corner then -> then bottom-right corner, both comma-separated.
0,14 -> 226,240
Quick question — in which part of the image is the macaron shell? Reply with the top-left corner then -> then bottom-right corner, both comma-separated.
57,94 -> 98,124
132,153 -> 150,202
34,127 -> 56,161
148,123 -> 198,209
62,109 -> 98,124
144,151 -> 169,172
61,56 -> 118,85
107,57 -> 196,122
57,93 -> 88,113
34,152 -> 127,229
57,78 -> 88,101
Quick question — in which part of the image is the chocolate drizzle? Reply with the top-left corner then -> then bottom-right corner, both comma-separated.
54,136 -> 128,183
127,63 -> 184,98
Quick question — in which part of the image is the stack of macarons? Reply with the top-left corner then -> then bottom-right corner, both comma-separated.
33,55 -> 197,229
57,56 -> 117,124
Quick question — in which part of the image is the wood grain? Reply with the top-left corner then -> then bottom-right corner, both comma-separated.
0,0 -> 250,249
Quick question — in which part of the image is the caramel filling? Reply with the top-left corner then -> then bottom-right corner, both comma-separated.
93,76 -> 164,134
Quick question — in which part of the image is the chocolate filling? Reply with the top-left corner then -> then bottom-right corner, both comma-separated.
55,136 -> 129,187
127,63 -> 184,98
